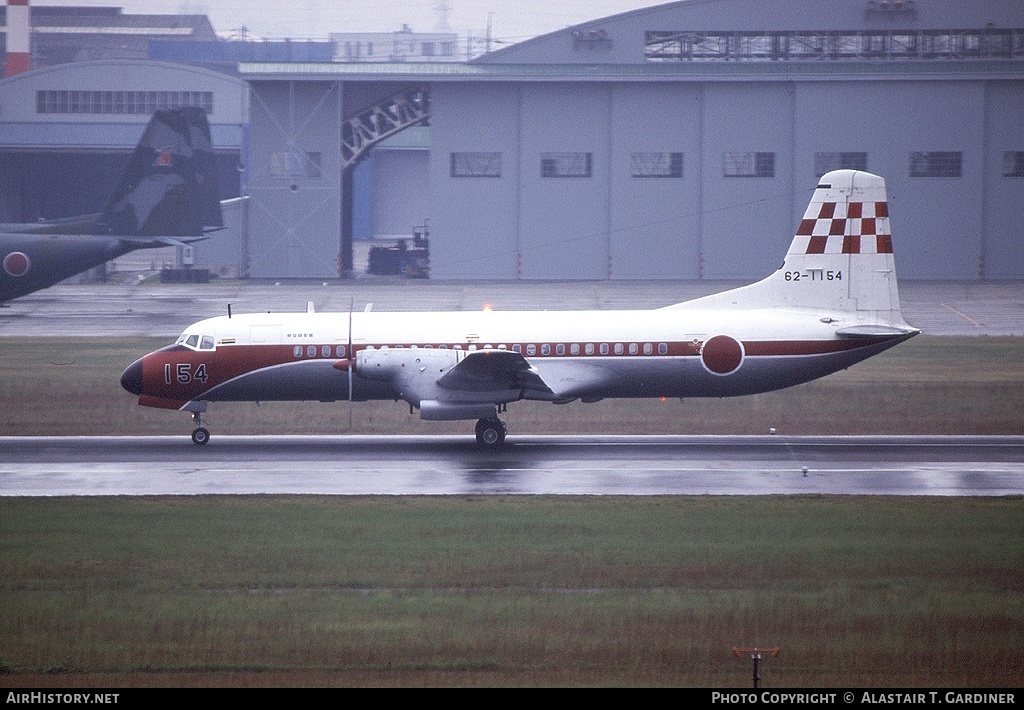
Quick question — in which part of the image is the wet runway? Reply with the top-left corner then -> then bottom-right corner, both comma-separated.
2,435 -> 1022,497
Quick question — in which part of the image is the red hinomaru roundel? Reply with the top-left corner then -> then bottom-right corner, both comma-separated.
3,252 -> 31,277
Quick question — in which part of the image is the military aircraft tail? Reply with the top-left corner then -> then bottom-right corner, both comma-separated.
670,170 -> 915,334
1,108 -> 224,303
98,106 -> 223,239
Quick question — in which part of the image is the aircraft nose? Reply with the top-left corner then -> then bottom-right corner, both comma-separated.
120,358 -> 144,395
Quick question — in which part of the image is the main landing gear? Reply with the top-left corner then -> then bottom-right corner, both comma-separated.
191,411 -> 210,446
474,417 -> 507,448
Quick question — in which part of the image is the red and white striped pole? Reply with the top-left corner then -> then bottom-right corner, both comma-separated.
5,0 -> 31,77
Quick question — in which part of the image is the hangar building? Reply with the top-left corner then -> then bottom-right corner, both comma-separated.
241,0 -> 1024,281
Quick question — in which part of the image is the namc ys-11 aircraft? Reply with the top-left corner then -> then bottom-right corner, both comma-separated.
0,107 -> 222,304
121,170 -> 918,447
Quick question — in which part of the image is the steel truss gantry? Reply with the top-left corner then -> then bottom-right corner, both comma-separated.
341,86 -> 430,170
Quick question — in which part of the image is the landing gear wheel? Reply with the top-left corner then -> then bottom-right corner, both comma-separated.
475,418 -> 506,448
189,410 -> 210,446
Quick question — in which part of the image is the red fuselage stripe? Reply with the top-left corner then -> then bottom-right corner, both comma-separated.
138,337 -> 886,401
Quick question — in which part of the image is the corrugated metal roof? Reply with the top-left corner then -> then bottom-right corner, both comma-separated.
240,59 -> 1024,82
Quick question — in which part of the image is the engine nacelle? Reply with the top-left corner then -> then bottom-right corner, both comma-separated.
354,346 -> 459,381
354,348 -> 464,409
419,400 -> 498,421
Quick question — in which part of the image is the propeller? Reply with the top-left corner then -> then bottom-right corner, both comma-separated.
347,297 -> 354,431
330,297 -> 355,431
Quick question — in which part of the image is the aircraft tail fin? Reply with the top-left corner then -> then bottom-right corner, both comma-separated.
98,107 -> 223,237
672,170 -> 915,331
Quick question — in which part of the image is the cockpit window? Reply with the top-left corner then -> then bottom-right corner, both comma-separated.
176,333 -> 215,351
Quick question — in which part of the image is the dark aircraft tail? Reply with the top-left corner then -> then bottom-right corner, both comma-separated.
98,106 -> 223,239
1,108 -> 225,303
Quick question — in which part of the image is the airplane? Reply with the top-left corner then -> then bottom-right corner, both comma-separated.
1,107 -> 222,304
121,169 -> 918,447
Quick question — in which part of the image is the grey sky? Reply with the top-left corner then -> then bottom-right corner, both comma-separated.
35,1 -> 666,43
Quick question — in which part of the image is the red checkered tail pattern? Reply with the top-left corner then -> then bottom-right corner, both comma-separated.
793,169 -> 892,258
777,169 -> 905,318
671,170 -> 914,332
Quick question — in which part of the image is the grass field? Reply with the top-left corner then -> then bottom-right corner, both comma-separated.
1,335 -> 1023,436
0,496 -> 1021,687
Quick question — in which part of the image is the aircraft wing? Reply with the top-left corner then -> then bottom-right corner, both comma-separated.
437,349 -> 555,396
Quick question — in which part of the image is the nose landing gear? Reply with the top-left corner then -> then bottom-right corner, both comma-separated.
191,410 -> 210,445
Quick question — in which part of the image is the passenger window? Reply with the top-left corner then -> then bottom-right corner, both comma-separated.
512,344 -> 522,354
614,343 -> 624,355
527,344 -> 536,356
336,345 -> 346,358
585,343 -> 594,355
555,344 -> 565,356
600,343 -> 609,355
643,343 -> 653,355
659,343 -> 668,355
294,346 -> 303,358
629,343 -> 639,355
307,345 -> 316,357
570,343 -> 580,355
541,344 -> 551,356
322,346 -> 331,358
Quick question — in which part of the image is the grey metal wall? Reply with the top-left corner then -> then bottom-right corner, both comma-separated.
426,76 -> 1024,280
371,149 -> 429,238
982,81 -> 1024,279
247,80 -> 342,278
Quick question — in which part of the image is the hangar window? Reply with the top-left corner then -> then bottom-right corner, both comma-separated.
814,152 -> 868,177
36,90 -> 213,115
632,152 -> 683,178
909,152 -> 962,178
541,152 -> 592,178
451,152 -> 502,178
270,152 -> 322,179
1002,152 -> 1024,177
724,152 -> 775,178
644,28 -> 1024,63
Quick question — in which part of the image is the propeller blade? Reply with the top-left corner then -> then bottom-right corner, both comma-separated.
348,297 -> 354,430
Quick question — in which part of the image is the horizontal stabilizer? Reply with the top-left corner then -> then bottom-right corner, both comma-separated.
836,324 -> 919,339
